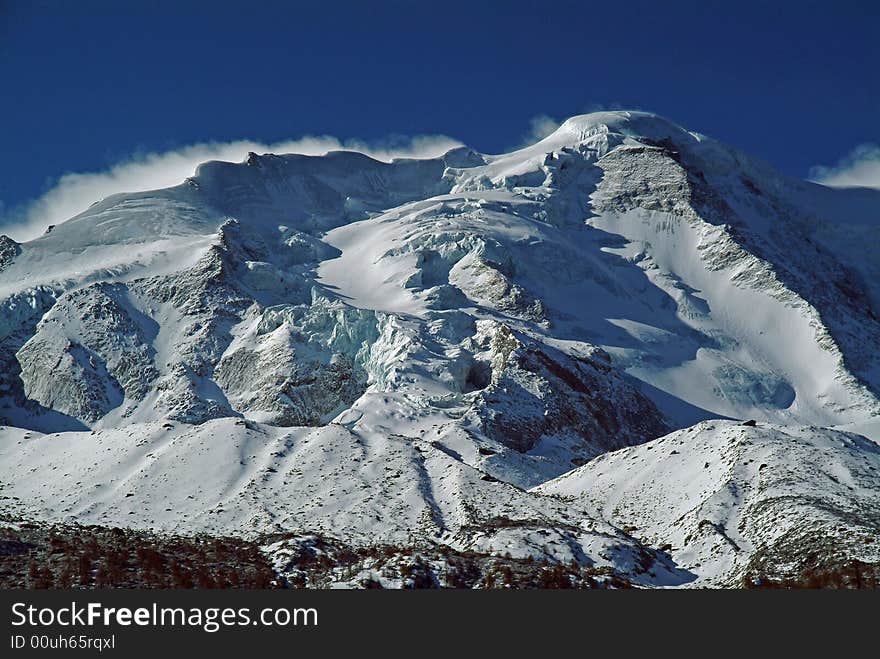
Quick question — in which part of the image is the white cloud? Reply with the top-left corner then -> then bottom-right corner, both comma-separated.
526,115 -> 561,142
509,115 -> 561,150
810,143 -> 880,190
0,133 -> 461,242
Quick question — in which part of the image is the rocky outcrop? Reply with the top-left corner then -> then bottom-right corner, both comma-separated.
0,236 -> 20,273
16,283 -> 157,422
464,321 -> 667,457
215,298 -> 379,426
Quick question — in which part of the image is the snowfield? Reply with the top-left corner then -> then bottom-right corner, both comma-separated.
1,111 -> 878,587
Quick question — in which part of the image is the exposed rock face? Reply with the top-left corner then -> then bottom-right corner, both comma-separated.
17,283 -> 158,422
0,236 -> 20,273
464,322 -> 667,457
18,338 -> 120,423
214,298 -> 379,426
450,253 -> 548,323
132,241 -> 252,424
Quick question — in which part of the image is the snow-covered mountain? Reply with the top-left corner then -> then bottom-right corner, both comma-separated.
1,111 -> 878,587
537,420 -> 880,586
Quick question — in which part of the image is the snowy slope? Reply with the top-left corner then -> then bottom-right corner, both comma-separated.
0,418 -> 691,586
536,420 -> 880,586
1,110 -> 878,585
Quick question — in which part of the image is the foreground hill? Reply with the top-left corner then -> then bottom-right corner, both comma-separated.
537,420 -> 880,587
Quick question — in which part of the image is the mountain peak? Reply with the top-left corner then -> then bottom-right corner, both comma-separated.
548,110 -> 698,149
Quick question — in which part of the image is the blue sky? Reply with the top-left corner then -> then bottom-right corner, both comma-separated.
1,0 -> 878,235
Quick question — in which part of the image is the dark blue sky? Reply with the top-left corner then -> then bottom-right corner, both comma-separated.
1,0 -> 878,210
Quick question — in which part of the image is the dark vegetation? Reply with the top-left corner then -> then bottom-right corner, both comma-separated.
7,516 -> 875,589
0,518 -> 276,589
0,516 -> 633,589
741,531 -> 880,589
